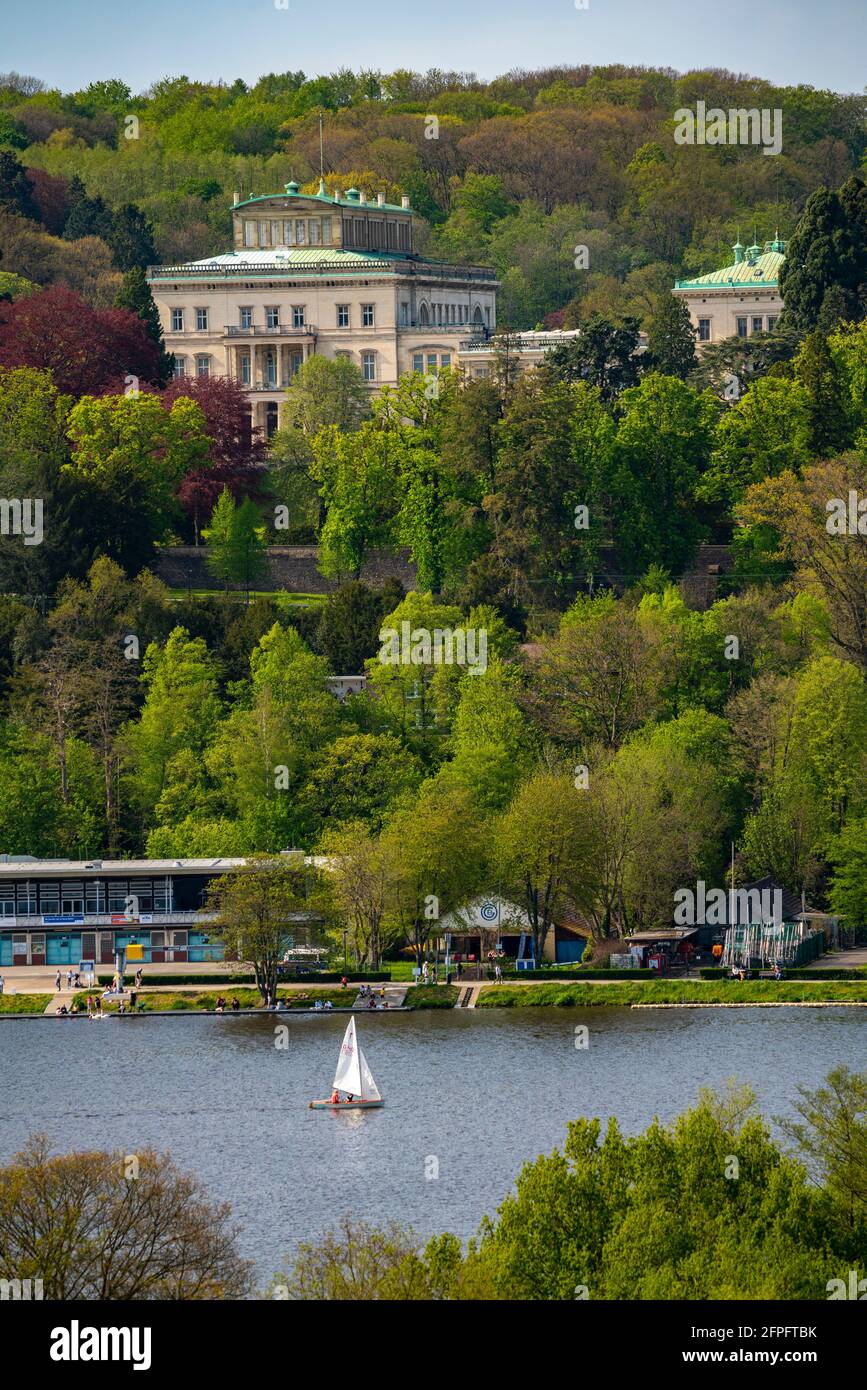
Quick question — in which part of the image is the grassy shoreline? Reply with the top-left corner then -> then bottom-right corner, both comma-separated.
0,994 -> 52,1014
478,980 -> 867,1007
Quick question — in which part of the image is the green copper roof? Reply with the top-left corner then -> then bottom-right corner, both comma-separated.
675,245 -> 785,291
147,246 -> 498,283
233,184 -> 412,215
183,248 -> 408,268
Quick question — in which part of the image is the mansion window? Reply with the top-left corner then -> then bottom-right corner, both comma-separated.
240,306 -> 253,329
736,317 -> 748,338
173,357 -> 187,378
400,302 -> 409,326
196,355 -> 211,377
244,220 -> 257,248
309,218 -> 321,245
752,316 -> 763,334
295,220 -> 306,245
362,304 -> 375,328
240,354 -> 251,385
413,350 -> 451,375
292,306 -> 305,329
767,315 -> 779,331
195,307 -> 208,331
321,217 -> 332,245
271,220 -> 282,246
266,306 -> 280,329
362,352 -> 376,382
337,305 -> 350,328
259,221 -> 269,246
698,318 -> 711,342
171,308 -> 184,332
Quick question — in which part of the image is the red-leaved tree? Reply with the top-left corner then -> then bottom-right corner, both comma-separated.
0,285 -> 161,397
161,375 -> 266,542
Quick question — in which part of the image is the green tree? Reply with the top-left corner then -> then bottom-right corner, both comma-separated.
645,293 -> 696,379
495,770 -> 591,965
611,372 -> 718,575
203,487 -> 267,594
778,176 -> 867,331
301,733 -> 421,834
780,1067 -> 867,1232
115,267 -> 173,384
205,854 -> 324,1003
381,780 -> 486,966
124,626 -> 222,819
65,392 -> 210,573
544,314 -> 642,400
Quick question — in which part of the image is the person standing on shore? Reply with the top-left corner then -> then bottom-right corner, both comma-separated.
55,970 -> 61,991
135,967 -> 142,988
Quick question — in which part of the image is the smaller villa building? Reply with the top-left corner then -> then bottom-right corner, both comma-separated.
674,237 -> 785,345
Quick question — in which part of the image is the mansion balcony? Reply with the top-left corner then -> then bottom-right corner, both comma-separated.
225,324 -> 317,338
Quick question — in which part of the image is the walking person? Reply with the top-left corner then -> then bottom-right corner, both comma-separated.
135,967 -> 142,989
494,962 -> 502,983
55,970 -> 61,992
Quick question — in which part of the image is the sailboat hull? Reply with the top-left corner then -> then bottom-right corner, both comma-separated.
309,1099 -> 384,1110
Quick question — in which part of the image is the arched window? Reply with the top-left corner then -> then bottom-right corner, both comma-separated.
472,305 -> 484,325
419,302 -> 429,326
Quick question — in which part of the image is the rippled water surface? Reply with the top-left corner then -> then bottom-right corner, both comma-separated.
1,1006 -> 863,1281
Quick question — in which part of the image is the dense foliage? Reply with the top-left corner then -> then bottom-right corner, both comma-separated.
279,1071 -> 867,1299
1,65 -> 867,952
1,63 -> 865,327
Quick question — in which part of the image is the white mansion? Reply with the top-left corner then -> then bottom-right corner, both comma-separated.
147,180 -> 499,434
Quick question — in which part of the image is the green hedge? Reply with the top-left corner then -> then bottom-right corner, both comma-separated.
699,965 -> 866,980
98,970 -> 390,987
481,967 -> 655,980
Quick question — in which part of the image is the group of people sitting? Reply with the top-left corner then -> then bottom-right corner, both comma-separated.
214,997 -> 242,1013
359,985 -> 387,1009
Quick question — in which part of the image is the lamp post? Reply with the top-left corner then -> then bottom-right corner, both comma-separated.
342,926 -> 347,972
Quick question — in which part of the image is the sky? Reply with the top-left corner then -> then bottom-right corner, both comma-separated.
3,0 -> 867,96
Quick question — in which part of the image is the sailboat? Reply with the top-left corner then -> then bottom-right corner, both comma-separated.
309,1016 -> 384,1109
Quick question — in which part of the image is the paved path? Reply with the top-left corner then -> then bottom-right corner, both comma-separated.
352,983 -> 408,1009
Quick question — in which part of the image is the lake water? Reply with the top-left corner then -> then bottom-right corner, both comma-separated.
1,1006 -> 863,1286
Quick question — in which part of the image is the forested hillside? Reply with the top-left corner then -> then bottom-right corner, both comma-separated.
1,64 -> 865,325
1,64 -> 867,945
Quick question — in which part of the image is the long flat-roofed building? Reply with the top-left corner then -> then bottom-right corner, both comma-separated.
0,856 -> 245,966
148,180 -> 499,435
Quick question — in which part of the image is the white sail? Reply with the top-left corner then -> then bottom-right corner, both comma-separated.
358,1045 -> 382,1102
333,1017 -> 362,1095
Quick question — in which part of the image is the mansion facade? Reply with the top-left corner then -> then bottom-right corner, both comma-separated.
147,181 -> 499,434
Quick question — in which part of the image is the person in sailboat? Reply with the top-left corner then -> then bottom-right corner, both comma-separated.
330,1088 -> 340,1103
